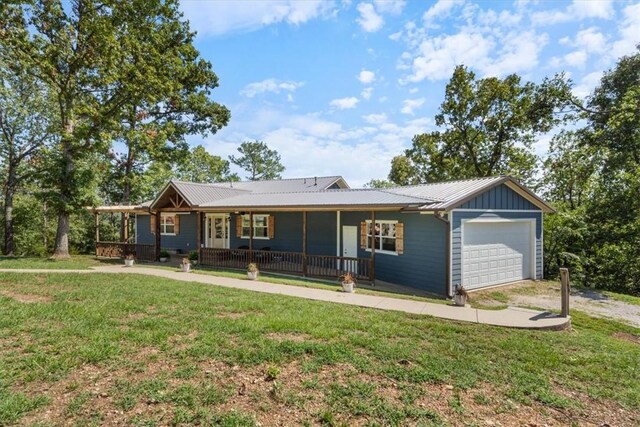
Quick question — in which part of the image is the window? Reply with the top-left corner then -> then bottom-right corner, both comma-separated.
366,220 -> 397,254
241,214 -> 269,239
161,215 -> 175,235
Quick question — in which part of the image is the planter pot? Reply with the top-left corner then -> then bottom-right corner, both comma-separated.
342,281 -> 355,293
159,257 -> 168,263
181,263 -> 191,273
124,259 -> 134,267
247,271 -> 258,280
453,294 -> 467,307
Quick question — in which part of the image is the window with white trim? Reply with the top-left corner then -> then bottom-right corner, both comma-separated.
161,215 -> 176,235
366,220 -> 397,254
241,214 -> 269,239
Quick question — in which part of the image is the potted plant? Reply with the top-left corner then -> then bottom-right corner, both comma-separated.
180,257 -> 191,273
338,272 -> 356,293
188,250 -> 198,266
159,250 -> 170,262
453,284 -> 468,307
124,253 -> 135,267
247,263 -> 259,280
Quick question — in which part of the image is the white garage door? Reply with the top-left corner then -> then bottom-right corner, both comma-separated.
462,221 -> 533,290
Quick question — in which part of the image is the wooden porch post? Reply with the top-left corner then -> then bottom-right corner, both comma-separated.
249,211 -> 253,263
196,211 -> 202,262
371,210 -> 376,284
155,211 -> 161,261
302,211 -> 307,276
94,211 -> 100,257
121,212 -> 129,243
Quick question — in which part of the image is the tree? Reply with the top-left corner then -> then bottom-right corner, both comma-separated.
364,179 -> 394,189
540,131 -> 599,210
1,0 -> 226,258
176,145 -> 237,183
391,65 -> 572,185
0,66 -> 55,255
229,140 -> 285,181
388,155 -> 417,186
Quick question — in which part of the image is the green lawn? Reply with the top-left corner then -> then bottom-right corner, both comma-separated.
0,272 -> 638,426
0,255 -> 110,270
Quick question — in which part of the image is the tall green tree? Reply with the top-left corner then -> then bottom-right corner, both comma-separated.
176,145 -> 237,183
390,65 -> 572,185
580,48 -> 640,293
0,66 -> 55,255
1,0 -> 226,258
229,140 -> 285,181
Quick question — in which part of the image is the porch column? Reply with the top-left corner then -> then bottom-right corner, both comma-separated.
94,211 -> 100,257
120,212 -> 129,243
249,211 -> 253,263
371,210 -> 376,284
302,211 -> 307,276
155,211 -> 161,261
196,211 -> 202,261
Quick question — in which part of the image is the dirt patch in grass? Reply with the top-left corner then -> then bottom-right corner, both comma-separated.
613,332 -> 640,345
0,290 -> 53,304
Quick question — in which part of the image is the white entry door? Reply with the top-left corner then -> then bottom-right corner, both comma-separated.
462,220 -> 534,290
342,225 -> 358,273
206,215 -> 230,249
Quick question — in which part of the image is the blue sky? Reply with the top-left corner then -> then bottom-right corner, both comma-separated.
179,0 -> 639,186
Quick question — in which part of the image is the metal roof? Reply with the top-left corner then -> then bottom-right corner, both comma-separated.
170,181 -> 249,206
199,188 -> 430,209
200,176 -> 348,193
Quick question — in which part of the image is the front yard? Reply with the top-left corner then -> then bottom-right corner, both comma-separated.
0,271 -> 639,426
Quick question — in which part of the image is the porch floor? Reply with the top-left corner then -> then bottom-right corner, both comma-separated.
0,265 -> 570,330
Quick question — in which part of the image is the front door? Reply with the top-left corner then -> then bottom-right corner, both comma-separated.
206,215 -> 229,249
342,225 -> 358,273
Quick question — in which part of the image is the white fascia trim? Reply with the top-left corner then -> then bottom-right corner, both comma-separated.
451,209 -> 543,213
336,211 -> 341,258
449,212 -> 453,297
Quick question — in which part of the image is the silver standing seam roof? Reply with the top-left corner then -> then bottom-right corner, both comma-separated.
100,175 -> 553,213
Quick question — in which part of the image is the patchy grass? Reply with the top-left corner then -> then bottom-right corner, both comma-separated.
0,255 -> 113,270
602,290 -> 640,306
0,272 -> 638,426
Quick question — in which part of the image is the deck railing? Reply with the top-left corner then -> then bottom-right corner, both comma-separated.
200,248 -> 371,281
96,241 -> 156,261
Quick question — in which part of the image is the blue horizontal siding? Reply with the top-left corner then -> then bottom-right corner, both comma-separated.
460,184 -> 539,210
135,213 -> 198,254
340,211 -> 447,295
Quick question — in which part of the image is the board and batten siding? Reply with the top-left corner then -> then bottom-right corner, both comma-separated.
136,212 -> 198,254
340,211 -> 447,294
450,184 -> 543,291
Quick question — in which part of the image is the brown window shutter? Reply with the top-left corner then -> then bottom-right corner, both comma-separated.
360,222 -> 367,249
396,223 -> 404,255
150,214 -> 156,234
268,215 -> 275,238
174,215 -> 180,235
236,215 -> 243,238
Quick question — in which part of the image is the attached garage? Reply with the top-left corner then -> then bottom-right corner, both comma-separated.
461,220 -> 535,290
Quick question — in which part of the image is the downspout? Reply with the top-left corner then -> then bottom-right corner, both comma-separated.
434,211 -> 451,298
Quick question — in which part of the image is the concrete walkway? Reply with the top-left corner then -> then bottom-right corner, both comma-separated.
0,266 -> 571,330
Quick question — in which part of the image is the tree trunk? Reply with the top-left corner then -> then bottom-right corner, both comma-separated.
51,136 -> 74,259
51,211 -> 71,259
4,185 -> 14,256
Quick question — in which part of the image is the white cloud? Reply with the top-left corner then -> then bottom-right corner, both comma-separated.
563,50 -> 588,68
373,0 -> 405,15
423,0 -> 464,26
329,96 -> 360,109
361,87 -> 374,100
362,113 -> 387,124
401,31 -> 494,82
611,3 -> 640,58
400,98 -> 425,115
480,30 -> 548,76
531,0 -> 614,26
357,69 -> 376,84
240,79 -> 304,97
409,88 -> 419,94
356,2 -> 384,32
573,71 -> 603,99
180,0 -> 336,36
574,27 -> 608,54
